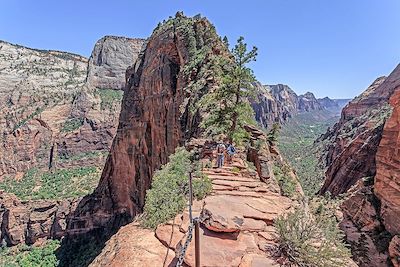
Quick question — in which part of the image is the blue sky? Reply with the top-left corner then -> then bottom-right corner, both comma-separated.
1,1 -> 399,98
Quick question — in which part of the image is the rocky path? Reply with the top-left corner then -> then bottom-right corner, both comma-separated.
90,157 -> 293,267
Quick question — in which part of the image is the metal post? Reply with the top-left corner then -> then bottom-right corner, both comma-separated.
188,172 -> 193,223
194,219 -> 200,267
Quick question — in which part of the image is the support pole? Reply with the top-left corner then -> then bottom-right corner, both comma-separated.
188,172 -> 193,223
194,219 -> 200,267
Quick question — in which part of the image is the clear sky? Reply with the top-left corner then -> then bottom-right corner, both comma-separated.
1,0 -> 399,99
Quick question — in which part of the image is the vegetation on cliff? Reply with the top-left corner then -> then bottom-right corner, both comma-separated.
0,166 -> 100,200
278,110 -> 339,196
0,240 -> 60,267
275,198 -> 350,267
142,148 -> 211,228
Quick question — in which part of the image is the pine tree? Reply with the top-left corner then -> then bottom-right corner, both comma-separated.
201,36 -> 258,143
267,122 -> 280,143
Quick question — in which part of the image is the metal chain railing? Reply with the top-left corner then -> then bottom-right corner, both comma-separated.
175,171 -> 198,267
175,220 -> 195,267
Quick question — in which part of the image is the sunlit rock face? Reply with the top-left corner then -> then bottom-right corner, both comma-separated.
320,65 -> 400,196
66,14 -> 229,234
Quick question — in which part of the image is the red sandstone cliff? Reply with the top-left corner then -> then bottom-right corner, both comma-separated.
319,64 -> 400,267
375,88 -> 400,266
320,65 -> 400,196
67,14 -> 229,233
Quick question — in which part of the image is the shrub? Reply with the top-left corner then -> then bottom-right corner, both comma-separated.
273,164 -> 296,197
0,167 -> 100,200
142,147 -> 212,229
61,118 -> 84,132
96,89 -> 123,110
0,240 -> 60,267
275,206 -> 350,267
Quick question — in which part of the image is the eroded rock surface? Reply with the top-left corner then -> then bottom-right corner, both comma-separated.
0,37 -> 145,179
320,65 -> 400,196
66,14 -> 229,235
0,191 -> 79,246
91,151 -> 292,267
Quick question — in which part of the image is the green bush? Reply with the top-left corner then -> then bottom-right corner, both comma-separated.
0,240 -> 60,267
61,118 -> 84,132
142,148 -> 212,229
96,89 -> 123,110
0,167 -> 100,200
273,164 -> 296,197
275,207 -> 350,267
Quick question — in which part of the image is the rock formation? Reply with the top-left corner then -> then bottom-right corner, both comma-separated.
319,64 -> 400,267
0,191 -> 79,246
89,127 -> 300,267
0,37 -> 145,179
0,37 -> 145,246
375,88 -> 400,266
320,65 -> 400,196
86,36 -> 145,90
66,14 -> 230,234
251,83 -> 325,129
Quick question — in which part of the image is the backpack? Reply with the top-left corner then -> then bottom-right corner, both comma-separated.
228,145 -> 235,153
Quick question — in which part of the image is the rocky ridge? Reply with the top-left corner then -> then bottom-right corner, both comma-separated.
319,64 -> 400,267
251,83 -> 327,129
89,129 -> 300,267
0,36 -> 145,179
65,13 -> 231,236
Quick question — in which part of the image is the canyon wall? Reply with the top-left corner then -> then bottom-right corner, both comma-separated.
0,37 -> 145,179
320,65 -> 400,196
251,83 -> 325,128
319,64 -> 400,266
66,14 -> 229,233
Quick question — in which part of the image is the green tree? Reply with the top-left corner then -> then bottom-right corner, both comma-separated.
201,36 -> 258,143
267,122 -> 280,143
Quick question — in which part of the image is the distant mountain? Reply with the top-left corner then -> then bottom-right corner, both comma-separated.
251,83 -> 345,128
317,97 -> 351,113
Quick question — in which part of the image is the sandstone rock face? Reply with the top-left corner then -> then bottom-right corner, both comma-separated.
0,191 -> 79,246
66,15 -> 229,234
375,88 -> 400,236
251,83 -> 324,129
339,181 -> 390,266
297,92 -> 323,112
320,64 -> 400,196
0,40 -> 87,176
86,36 -> 145,90
91,144 -> 292,267
0,37 -> 145,179
389,235 -> 400,267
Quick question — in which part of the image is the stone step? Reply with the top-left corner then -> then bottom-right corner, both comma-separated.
209,175 -> 258,183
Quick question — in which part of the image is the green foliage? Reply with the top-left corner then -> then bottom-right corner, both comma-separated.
273,164 -> 296,197
200,36 -> 258,144
0,240 -> 60,267
13,107 -> 44,131
142,148 -> 212,229
278,110 -> 339,196
61,118 -> 84,132
267,123 -> 280,143
232,167 -> 240,173
96,88 -> 124,110
58,151 -> 106,162
275,205 -> 350,267
0,167 -> 100,200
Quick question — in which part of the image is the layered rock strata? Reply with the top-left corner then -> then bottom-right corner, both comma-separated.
320,65 -> 400,195
0,191 -> 79,246
66,14 -> 229,234
251,83 -> 325,129
0,37 -> 145,178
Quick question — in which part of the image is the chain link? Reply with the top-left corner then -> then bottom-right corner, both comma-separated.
175,221 -> 195,267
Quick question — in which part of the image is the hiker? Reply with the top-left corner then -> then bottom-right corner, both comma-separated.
216,142 -> 226,168
226,143 -> 236,164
